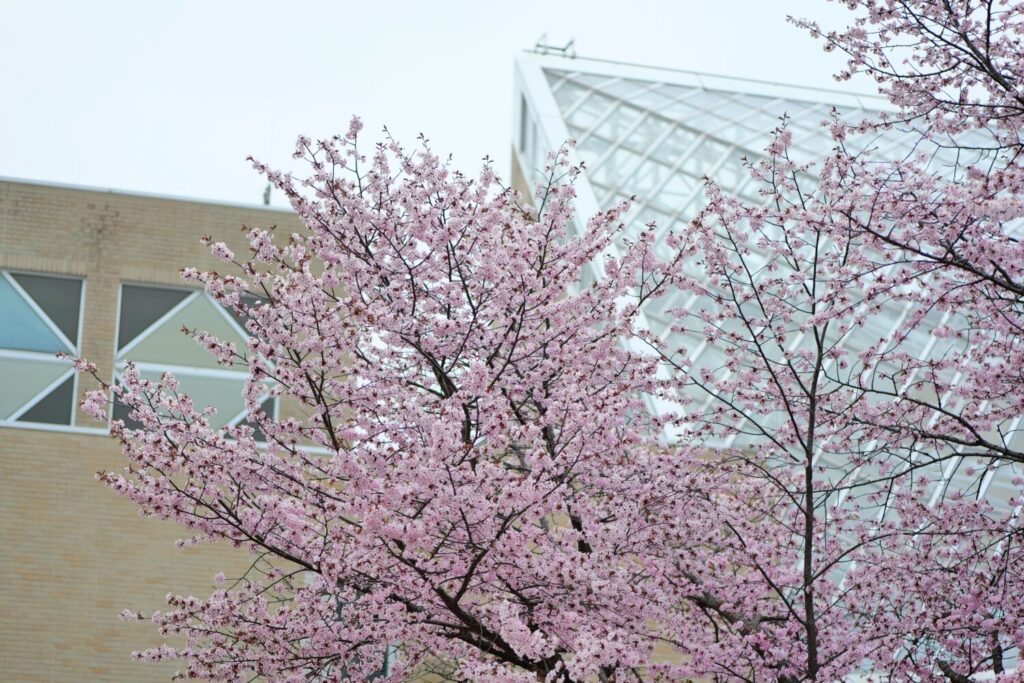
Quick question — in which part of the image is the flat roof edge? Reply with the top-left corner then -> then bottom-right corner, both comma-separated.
517,51 -> 891,109
0,175 -> 297,214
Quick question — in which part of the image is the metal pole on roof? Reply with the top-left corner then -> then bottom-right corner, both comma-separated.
533,35 -> 576,58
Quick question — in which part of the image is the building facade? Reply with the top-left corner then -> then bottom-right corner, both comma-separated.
0,178 -> 304,681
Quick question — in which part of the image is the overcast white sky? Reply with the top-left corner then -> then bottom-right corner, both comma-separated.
1,1 -> 868,208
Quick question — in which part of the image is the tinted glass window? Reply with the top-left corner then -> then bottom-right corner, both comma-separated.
118,285 -> 189,350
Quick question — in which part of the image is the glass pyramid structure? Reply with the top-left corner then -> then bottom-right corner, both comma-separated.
514,54 -> 894,226
513,53 -> 908,343
512,52 -> 1023,517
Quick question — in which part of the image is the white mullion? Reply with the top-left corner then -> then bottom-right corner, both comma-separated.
729,171 -> 757,200
588,110 -> 652,176
545,70 -> 575,96
596,123 -> 679,207
572,79 -> 663,147
667,91 -> 775,152
592,93 -> 766,210
730,110 -> 827,158
562,75 -> 622,120
581,81 -> 757,160
207,291 -> 252,341
107,283 -> 125,423
575,95 -> 625,146
564,79 -> 624,146
591,87 -> 726,207
701,96 -> 787,139
583,81 -> 670,168
118,360 -> 250,381
206,291 -> 278,383
224,388 -> 274,428
657,143 -> 738,229
70,276 -> 87,426
623,133 -> 708,219
1,270 -> 78,353
0,348 -> 70,363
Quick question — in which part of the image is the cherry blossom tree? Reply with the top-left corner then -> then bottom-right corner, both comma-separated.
76,2 -> 1024,682
77,129 -> 708,682
640,1 -> 1024,680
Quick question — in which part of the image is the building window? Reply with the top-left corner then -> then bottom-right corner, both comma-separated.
519,94 -> 530,153
518,94 -> 541,183
114,283 -> 275,438
0,270 -> 84,427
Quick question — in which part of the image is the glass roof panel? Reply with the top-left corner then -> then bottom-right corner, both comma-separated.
534,61 -> 1018,510
551,80 -> 590,112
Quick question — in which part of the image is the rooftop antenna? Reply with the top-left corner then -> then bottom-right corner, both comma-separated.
534,35 -> 576,58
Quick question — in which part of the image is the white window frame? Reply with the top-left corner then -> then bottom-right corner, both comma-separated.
111,282 -> 280,432
0,269 -> 102,435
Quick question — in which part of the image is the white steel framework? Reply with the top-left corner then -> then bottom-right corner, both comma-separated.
512,52 -> 1023,523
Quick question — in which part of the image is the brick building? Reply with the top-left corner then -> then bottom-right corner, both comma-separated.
0,178 -> 304,681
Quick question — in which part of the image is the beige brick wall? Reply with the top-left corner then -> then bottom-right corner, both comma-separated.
0,179 -> 304,681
